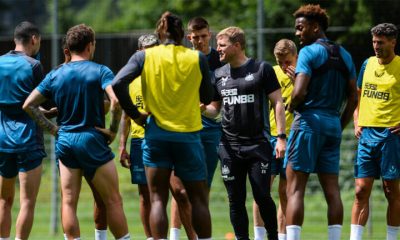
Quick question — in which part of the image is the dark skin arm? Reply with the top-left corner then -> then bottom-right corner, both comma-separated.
288,72 -> 309,112
340,77 -> 358,130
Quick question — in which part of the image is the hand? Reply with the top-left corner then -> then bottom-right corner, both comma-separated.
286,65 -> 296,82
119,147 -> 130,168
389,124 -> 400,135
200,103 -> 206,114
40,107 -> 58,119
133,112 -> 149,126
275,138 -> 286,159
354,121 -> 363,139
95,127 -> 116,144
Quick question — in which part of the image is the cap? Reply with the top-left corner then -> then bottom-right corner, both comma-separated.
138,34 -> 159,49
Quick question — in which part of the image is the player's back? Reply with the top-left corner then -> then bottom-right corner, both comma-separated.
142,44 -> 203,132
0,51 -> 44,152
39,60 -> 113,132
0,51 -> 42,111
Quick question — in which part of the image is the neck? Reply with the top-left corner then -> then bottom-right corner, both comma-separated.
378,53 -> 395,65
229,52 -> 248,68
70,52 -> 90,62
14,44 -> 32,57
202,46 -> 211,55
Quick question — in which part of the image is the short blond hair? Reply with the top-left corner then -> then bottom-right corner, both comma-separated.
216,26 -> 246,50
274,39 -> 297,57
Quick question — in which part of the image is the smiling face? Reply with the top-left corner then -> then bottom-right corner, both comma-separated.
216,35 -> 237,63
187,28 -> 211,54
295,17 -> 318,46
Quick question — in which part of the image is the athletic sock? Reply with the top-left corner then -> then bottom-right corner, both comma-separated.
254,226 -> 266,240
328,225 -> 342,240
63,234 -> 68,240
278,233 -> 286,240
15,238 -> 22,240
387,225 -> 400,240
350,224 -> 364,240
116,233 -> 130,240
95,229 -> 107,240
146,238 -> 154,240
198,238 -> 212,240
0,238 -> 10,240
169,228 -> 180,240
286,225 -> 301,240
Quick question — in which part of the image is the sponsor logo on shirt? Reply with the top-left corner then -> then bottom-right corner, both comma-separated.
245,73 -> 254,81
362,83 -> 389,101
221,76 -> 228,86
221,88 -> 255,105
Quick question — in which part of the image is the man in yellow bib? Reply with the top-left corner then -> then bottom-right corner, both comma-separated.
351,23 -> 400,240
112,12 -> 213,240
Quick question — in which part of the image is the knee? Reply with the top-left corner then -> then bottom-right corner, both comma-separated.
383,186 -> 400,203
354,185 -> 370,203
173,188 -> 190,204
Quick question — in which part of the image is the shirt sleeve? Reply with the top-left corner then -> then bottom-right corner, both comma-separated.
112,51 -> 145,119
100,65 -> 115,90
199,52 -> 213,105
357,59 -> 369,89
295,46 -> 314,77
32,61 -> 45,87
36,72 -> 53,99
263,62 -> 281,95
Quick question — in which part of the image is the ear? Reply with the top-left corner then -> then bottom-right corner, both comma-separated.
186,34 -> 192,41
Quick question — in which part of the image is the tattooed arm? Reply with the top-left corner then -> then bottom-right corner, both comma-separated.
95,85 -> 122,144
23,89 -> 59,136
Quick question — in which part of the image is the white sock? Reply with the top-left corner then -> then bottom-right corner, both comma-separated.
254,226 -> 266,240
278,233 -> 286,240
328,225 -> 342,240
95,229 -> 107,240
387,225 -> 400,240
350,224 -> 364,240
146,238 -> 154,240
198,238 -> 212,240
15,238 -> 22,240
116,233 -> 130,240
73,238 -> 81,240
170,228 -> 180,240
286,225 -> 301,240
0,238 -> 10,240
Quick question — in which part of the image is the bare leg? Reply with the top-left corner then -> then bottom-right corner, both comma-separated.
91,160 -> 129,238
170,173 -> 196,239
59,160 -> 82,239
351,178 -> 374,225
277,176 -> 287,234
182,180 -> 211,239
15,165 -> 42,239
318,173 -> 343,225
138,184 -> 152,238
285,164 -> 309,226
86,177 -> 108,230
0,176 -> 16,238
146,166 -> 171,239
382,179 -> 400,226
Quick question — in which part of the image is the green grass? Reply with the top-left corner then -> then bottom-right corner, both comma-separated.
9,130 -> 389,239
